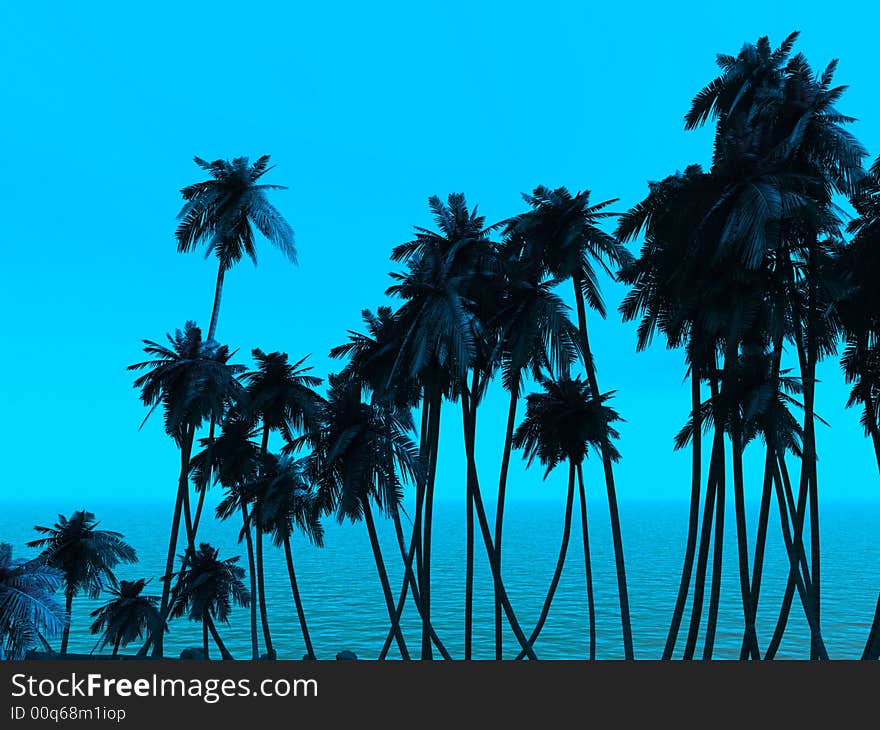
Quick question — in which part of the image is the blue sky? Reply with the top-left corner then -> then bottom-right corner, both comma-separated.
1,1 -> 878,507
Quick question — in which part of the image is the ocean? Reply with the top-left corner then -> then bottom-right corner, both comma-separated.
2,497 -> 878,660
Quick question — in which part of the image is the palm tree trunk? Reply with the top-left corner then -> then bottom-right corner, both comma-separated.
254,525 -> 274,658
378,512 -> 450,660
362,500 -> 410,660
112,635 -> 122,657
740,444 -> 774,659
206,614 -> 233,659
862,594 -> 880,660
702,447 -> 725,660
865,397 -> 880,474
515,463 -> 576,659
664,367 -> 702,659
283,534 -> 315,659
207,263 -> 225,343
463,369 -> 480,660
420,386 -> 442,660
494,384 -> 519,659
241,504 -> 260,660
731,426 -> 759,659
192,417 -> 215,539
576,464 -> 596,660
203,619 -> 210,659
60,592 -> 73,655
683,421 -> 723,660
256,424 -> 274,658
573,274 -> 633,659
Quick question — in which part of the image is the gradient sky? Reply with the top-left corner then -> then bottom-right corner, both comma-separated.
2,1 -> 878,508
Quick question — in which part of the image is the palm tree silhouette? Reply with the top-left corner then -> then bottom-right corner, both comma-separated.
175,156 -> 296,342
512,374 -> 621,659
28,510 -> 136,654
89,579 -> 165,655
0,543 -> 65,660
508,184 -> 635,658
169,543 -> 250,660
128,321 -> 244,656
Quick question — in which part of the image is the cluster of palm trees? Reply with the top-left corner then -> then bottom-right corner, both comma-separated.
4,31 -> 880,661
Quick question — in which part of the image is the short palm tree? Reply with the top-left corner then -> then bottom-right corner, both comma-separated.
175,155 -> 297,341
128,321 -> 244,655
28,510 -> 137,654
89,579 -> 165,656
512,374 -> 622,659
169,543 -> 249,660
0,544 -> 65,660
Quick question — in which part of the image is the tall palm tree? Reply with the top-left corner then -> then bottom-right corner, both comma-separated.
512,374 -> 622,659
239,349 -> 320,658
189,413 -> 262,659
509,184 -> 635,658
490,238 -> 580,658
89,579 -> 165,656
0,543 -> 65,660
28,510 -> 137,654
175,155 -> 297,342
169,543 -> 249,660
128,321 -> 244,655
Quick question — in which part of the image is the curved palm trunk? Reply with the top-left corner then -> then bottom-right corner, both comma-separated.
256,425 -> 274,658
862,594 -> 880,660
282,534 -> 315,659
203,619 -> 210,659
207,263 -> 226,343
378,511 -> 451,660
494,385 -> 519,659
576,464 -> 596,660
664,368 -> 702,659
420,387 -> 442,660
515,464 -> 576,659
192,417 -> 216,540
463,371 -> 480,660
731,426 -> 758,659
702,449 -> 725,660
206,614 -> 233,660
683,421 -> 723,660
112,635 -> 122,657
362,500 -> 410,660
573,274 -> 633,659
740,444 -> 775,659
241,504 -> 260,660
864,397 -> 880,474
60,592 -> 73,655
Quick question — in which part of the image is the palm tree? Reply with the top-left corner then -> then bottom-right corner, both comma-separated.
298,373 -> 418,659
28,510 -> 136,654
189,413 -> 262,659
0,543 -> 65,660
509,184 -> 635,658
240,454 -> 324,660
89,579 -> 165,655
175,155 -> 297,342
490,237 -> 580,658
241,349 -> 321,658
512,373 -> 622,659
169,543 -> 249,660
128,321 -> 244,656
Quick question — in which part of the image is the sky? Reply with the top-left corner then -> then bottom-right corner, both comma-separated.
1,0 -> 879,509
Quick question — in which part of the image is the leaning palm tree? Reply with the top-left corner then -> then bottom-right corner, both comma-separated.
0,543 -> 65,660
240,349 -> 321,658
297,373 -> 418,659
508,184 -> 635,658
512,374 -> 622,659
89,579 -> 165,656
168,543 -> 249,660
236,454 -> 324,660
175,155 -> 297,341
28,511 -> 137,654
128,321 -> 245,656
